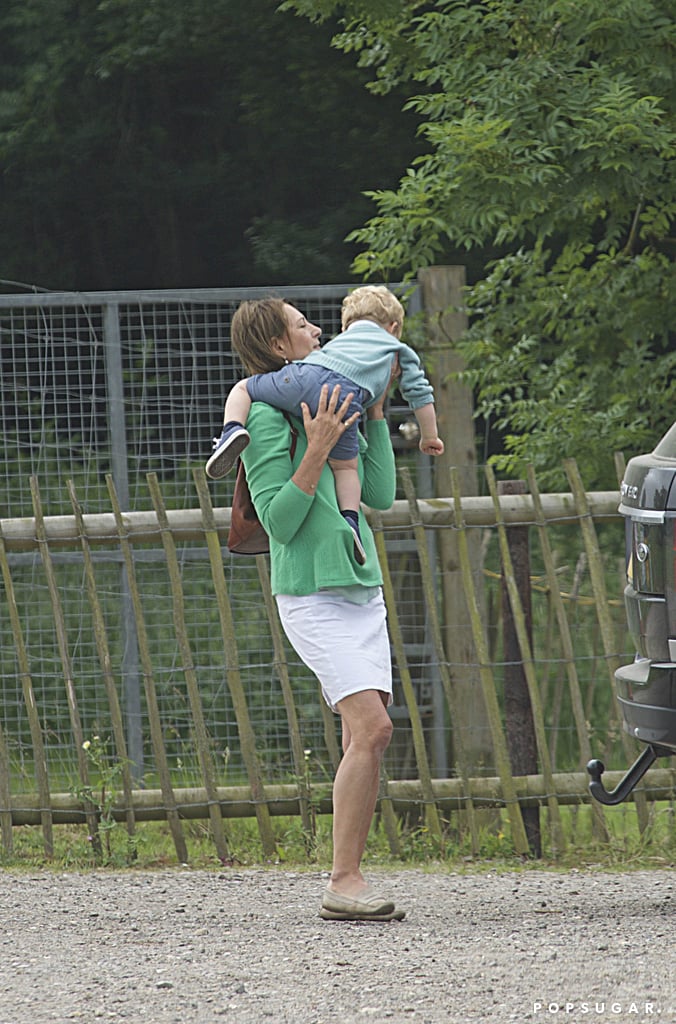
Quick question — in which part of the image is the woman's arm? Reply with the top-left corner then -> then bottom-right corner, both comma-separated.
360,360 -> 398,510
360,420 -> 396,510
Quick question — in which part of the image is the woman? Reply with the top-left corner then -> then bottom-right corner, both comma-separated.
230,296 -> 404,922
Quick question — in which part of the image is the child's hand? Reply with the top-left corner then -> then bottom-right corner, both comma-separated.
420,436 -> 445,456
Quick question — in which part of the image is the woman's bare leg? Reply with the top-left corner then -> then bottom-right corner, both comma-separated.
328,689 -> 393,897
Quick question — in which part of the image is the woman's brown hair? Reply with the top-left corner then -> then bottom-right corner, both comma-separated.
230,298 -> 290,375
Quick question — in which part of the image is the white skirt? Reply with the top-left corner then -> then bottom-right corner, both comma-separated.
275,589 -> 393,713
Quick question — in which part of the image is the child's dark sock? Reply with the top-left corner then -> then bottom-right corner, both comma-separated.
341,509 -> 360,535
341,509 -> 366,565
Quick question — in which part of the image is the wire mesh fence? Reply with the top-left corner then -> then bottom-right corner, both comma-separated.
0,284 -> 668,863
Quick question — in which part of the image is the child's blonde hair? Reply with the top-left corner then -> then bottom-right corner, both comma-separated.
341,285 -> 405,333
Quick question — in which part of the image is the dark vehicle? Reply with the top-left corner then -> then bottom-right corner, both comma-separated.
587,421 -> 676,804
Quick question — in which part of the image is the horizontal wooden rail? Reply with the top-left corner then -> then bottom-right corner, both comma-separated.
0,491 -> 622,551
7,767 -> 674,824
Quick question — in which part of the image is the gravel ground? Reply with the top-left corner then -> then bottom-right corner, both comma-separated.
0,867 -> 673,1024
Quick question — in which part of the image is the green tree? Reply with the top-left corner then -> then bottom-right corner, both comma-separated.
0,0 -> 420,290
282,0 -> 676,487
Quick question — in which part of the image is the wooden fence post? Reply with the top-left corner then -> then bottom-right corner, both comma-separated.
67,480 -> 137,852
30,477 -> 101,854
486,466 -> 566,856
254,554 -> 317,842
0,526 -> 53,857
449,469 -> 530,856
418,266 -> 493,773
0,719 -> 13,853
498,479 -> 541,857
400,467 -> 479,854
526,465 -> 610,844
191,470 -> 278,858
372,509 -> 443,840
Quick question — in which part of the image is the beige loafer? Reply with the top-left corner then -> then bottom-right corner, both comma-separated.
319,887 -> 405,921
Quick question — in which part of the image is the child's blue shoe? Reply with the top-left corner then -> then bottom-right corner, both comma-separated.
205,423 -> 250,479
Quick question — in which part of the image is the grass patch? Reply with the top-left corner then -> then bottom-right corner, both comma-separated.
2,799 -> 674,874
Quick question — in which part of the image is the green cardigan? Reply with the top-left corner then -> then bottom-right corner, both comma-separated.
241,403 -> 396,596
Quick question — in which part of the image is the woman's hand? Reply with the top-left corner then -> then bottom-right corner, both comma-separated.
293,384 -> 360,496
367,355 -> 401,420
302,384 -> 360,454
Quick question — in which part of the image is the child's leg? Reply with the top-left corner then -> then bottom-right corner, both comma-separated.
223,379 -> 253,428
206,379 -> 252,479
329,456 -> 366,565
329,457 -> 361,513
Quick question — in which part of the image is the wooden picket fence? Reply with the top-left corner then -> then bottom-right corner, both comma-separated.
1,459 -> 675,864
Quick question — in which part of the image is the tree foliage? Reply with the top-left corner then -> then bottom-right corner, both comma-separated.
0,0 -> 420,290
282,0 -> 676,486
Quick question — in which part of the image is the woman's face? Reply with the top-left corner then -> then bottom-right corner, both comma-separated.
275,304 -> 322,361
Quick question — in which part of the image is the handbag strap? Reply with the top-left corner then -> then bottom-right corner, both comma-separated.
282,410 -> 298,459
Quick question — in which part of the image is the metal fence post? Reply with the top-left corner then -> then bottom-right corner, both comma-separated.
103,302 -> 143,777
